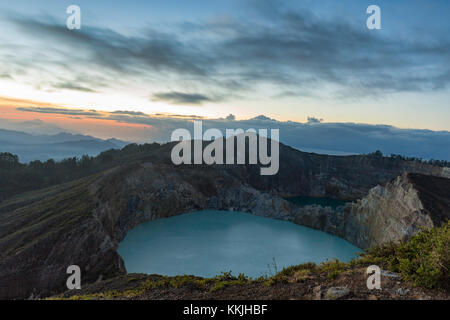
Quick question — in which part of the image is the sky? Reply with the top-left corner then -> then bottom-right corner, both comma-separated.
0,0 -> 449,156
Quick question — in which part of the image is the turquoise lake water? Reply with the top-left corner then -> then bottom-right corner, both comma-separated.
285,196 -> 348,209
117,210 -> 362,278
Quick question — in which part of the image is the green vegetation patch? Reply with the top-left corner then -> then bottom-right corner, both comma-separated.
209,271 -> 252,292
359,221 -> 449,290
265,223 -> 449,289
61,272 -> 254,299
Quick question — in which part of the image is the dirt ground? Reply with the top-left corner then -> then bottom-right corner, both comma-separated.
56,267 -> 449,300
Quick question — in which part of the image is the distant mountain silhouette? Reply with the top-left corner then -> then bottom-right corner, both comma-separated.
0,129 -> 128,162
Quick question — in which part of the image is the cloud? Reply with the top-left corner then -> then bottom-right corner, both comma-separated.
52,82 -> 97,93
111,110 -> 147,116
10,15 -> 208,75
13,104 -> 450,160
88,115 -> 450,161
0,118 -> 74,135
307,116 -> 323,124
151,91 -> 218,105
153,114 -> 205,119
250,115 -> 276,122
16,107 -> 102,116
0,72 -> 12,79
3,7 -> 449,100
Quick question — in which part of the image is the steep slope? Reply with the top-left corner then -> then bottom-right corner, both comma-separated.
0,174 -> 124,299
408,173 -> 450,226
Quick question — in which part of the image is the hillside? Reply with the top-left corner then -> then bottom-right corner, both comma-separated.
1,139 -> 448,202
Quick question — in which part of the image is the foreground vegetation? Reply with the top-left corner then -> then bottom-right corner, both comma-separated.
357,220 -> 449,290
260,221 -> 448,290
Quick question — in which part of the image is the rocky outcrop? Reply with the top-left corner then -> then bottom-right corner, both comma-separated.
0,141 -> 448,299
293,173 -> 450,249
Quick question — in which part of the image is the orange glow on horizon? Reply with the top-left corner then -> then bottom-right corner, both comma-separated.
0,95 -> 155,140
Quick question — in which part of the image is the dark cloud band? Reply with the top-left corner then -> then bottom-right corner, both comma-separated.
4,7 -> 449,99
152,92 -> 218,105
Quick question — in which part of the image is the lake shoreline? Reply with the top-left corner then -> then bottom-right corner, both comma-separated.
118,210 -> 361,278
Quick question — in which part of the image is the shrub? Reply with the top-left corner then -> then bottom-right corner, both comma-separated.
363,221 -> 449,290
265,262 -> 316,285
319,259 -> 347,280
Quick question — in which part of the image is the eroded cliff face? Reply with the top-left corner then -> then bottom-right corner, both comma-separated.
346,173 -> 435,248
292,173 -> 449,249
0,142 -> 449,299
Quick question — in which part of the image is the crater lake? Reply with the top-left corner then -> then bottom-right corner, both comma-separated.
117,210 -> 362,278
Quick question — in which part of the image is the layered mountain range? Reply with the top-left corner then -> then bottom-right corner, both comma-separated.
0,140 -> 448,299
0,129 -> 128,162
